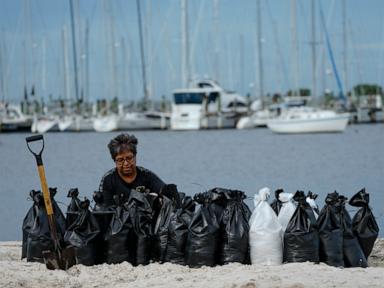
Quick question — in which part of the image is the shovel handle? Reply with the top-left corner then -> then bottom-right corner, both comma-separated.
26,134 -> 43,142
26,134 -> 44,165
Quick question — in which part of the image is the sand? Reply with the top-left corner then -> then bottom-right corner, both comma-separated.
0,240 -> 383,288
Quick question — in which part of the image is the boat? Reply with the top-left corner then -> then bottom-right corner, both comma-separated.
236,98 -> 308,129
31,115 -> 59,133
93,114 -> 119,132
170,80 -> 248,130
57,114 -> 95,132
0,103 -> 33,132
266,107 -> 350,134
118,110 -> 169,130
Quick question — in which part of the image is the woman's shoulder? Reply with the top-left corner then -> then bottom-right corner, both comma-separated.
101,168 -> 117,180
136,166 -> 153,175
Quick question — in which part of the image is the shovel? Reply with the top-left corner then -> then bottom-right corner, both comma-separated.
26,134 -> 76,270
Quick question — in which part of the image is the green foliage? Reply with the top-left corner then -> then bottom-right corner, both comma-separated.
353,84 -> 383,96
286,88 -> 311,97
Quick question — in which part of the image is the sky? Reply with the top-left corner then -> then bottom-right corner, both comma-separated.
1,0 -> 384,104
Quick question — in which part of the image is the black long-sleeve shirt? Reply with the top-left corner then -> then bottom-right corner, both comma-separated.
99,166 -> 165,206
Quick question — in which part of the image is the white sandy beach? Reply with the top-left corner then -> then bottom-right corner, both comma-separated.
0,240 -> 383,288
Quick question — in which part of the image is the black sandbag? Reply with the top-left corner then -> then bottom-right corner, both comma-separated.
151,195 -> 173,263
161,184 -> 182,209
317,191 -> 344,267
219,189 -> 251,265
270,188 -> 284,216
66,188 -> 81,228
91,191 -> 115,264
164,194 -> 195,265
21,188 -> 66,262
349,188 -> 379,258
283,190 -> 319,263
64,198 -> 100,266
335,195 -> 368,268
105,193 -> 135,264
185,190 -> 223,267
127,190 -> 153,266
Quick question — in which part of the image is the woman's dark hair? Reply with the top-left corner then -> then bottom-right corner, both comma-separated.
108,133 -> 138,160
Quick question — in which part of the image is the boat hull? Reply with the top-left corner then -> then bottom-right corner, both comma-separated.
267,113 -> 350,134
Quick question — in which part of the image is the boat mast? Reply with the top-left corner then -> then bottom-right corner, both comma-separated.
181,0 -> 190,88
291,0 -> 299,97
256,0 -> 264,104
41,37 -> 46,101
0,35 -> 5,102
342,0 -> 349,100
213,0 -> 220,83
62,26 -> 70,101
311,0 -> 317,100
136,0 -> 149,109
69,0 -> 80,102
85,19 -> 90,102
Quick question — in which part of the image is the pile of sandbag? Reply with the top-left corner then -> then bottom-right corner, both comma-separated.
21,186 -> 379,269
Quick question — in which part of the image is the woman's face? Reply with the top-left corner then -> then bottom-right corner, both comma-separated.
115,150 -> 136,177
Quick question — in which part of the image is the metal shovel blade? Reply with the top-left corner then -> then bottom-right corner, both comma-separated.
42,246 -> 76,270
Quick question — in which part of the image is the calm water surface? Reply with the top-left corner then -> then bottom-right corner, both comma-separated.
0,124 -> 383,240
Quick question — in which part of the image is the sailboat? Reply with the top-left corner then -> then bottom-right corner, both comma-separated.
267,107 -> 349,133
267,0 -> 349,134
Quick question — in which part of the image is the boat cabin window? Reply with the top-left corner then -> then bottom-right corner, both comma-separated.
174,92 -> 218,104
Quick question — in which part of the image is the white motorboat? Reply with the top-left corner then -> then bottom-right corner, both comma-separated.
170,80 -> 248,130
267,107 -> 350,134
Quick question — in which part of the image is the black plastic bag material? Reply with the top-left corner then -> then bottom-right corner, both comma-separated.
283,191 -> 319,263
21,188 -> 66,263
127,190 -> 153,266
161,184 -> 182,209
105,193 -> 135,265
219,189 -> 251,265
64,198 -> 100,266
66,188 -> 82,228
335,195 -> 368,268
164,194 -> 196,265
151,195 -> 173,263
92,191 -> 109,212
317,191 -> 344,267
185,190 -> 223,268
349,188 -> 379,258
270,188 -> 284,216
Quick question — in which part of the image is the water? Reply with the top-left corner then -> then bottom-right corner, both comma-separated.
1,124 -> 383,241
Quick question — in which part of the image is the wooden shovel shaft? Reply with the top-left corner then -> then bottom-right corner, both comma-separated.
37,165 -> 54,216
37,164 -> 60,251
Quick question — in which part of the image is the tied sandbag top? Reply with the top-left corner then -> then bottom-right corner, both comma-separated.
278,192 -> 294,203
349,188 -> 370,208
67,188 -> 81,212
253,187 -> 270,206
274,189 -> 284,202
270,188 -> 284,216
193,188 -> 227,206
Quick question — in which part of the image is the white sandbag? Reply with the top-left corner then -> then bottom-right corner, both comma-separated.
249,187 -> 283,265
277,193 -> 297,232
306,196 -> 319,219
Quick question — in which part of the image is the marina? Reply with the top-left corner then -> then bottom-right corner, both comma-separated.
0,124 -> 383,241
